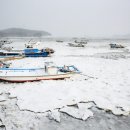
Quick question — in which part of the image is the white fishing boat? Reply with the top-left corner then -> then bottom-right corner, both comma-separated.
68,43 -> 85,47
0,62 -> 80,82
109,43 -> 125,48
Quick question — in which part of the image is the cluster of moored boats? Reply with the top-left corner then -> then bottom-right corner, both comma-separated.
0,41 -> 55,58
0,40 -> 80,82
0,39 -> 125,83
67,40 -> 125,49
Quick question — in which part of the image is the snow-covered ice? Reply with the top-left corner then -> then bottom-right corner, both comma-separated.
1,40 -> 130,121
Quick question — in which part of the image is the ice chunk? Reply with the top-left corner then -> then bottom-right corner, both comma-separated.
60,106 -> 93,121
78,102 -> 95,109
47,110 -> 60,122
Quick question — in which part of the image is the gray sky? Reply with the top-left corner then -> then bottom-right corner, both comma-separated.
0,0 -> 130,37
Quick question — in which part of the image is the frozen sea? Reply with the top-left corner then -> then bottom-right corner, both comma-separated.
0,37 -> 130,130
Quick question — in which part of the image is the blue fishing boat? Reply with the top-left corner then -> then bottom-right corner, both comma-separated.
23,48 -> 50,57
0,48 -> 54,57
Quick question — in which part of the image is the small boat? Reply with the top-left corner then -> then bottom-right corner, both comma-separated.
0,40 -> 13,45
0,50 -> 22,56
74,40 -> 88,44
25,41 -> 55,54
23,48 -> 50,57
25,40 -> 40,48
68,43 -> 85,47
0,48 -> 52,57
109,43 -> 125,48
0,62 -> 80,82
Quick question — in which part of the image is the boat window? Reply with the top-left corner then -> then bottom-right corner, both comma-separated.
68,66 -> 75,71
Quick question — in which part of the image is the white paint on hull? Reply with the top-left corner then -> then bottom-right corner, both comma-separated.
0,73 -> 78,82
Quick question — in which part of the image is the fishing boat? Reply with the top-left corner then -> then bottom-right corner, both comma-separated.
0,62 -> 80,82
23,48 -> 50,57
25,40 -> 38,48
74,39 -> 88,44
0,40 -> 13,45
0,48 -> 52,57
68,43 -> 85,47
0,50 -> 22,56
109,43 -> 125,48
24,40 -> 55,54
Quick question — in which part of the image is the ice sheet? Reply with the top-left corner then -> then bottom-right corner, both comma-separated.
1,41 -> 130,117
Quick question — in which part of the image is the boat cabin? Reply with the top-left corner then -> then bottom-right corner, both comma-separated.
44,62 -> 58,75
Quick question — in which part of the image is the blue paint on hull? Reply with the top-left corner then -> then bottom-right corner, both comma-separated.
0,49 -> 50,57
24,52 -> 49,57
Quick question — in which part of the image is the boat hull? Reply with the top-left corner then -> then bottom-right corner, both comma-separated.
0,51 -> 50,57
0,73 -> 77,82
24,52 -> 50,57
0,56 -> 24,61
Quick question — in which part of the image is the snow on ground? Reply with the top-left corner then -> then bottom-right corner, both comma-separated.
1,40 -> 130,121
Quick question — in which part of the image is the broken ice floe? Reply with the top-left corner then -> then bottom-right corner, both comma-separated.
60,104 -> 93,121
47,109 -> 60,122
78,102 -> 95,109
9,70 -> 130,117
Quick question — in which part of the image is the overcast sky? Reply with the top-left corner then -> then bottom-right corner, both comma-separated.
0,0 -> 130,37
